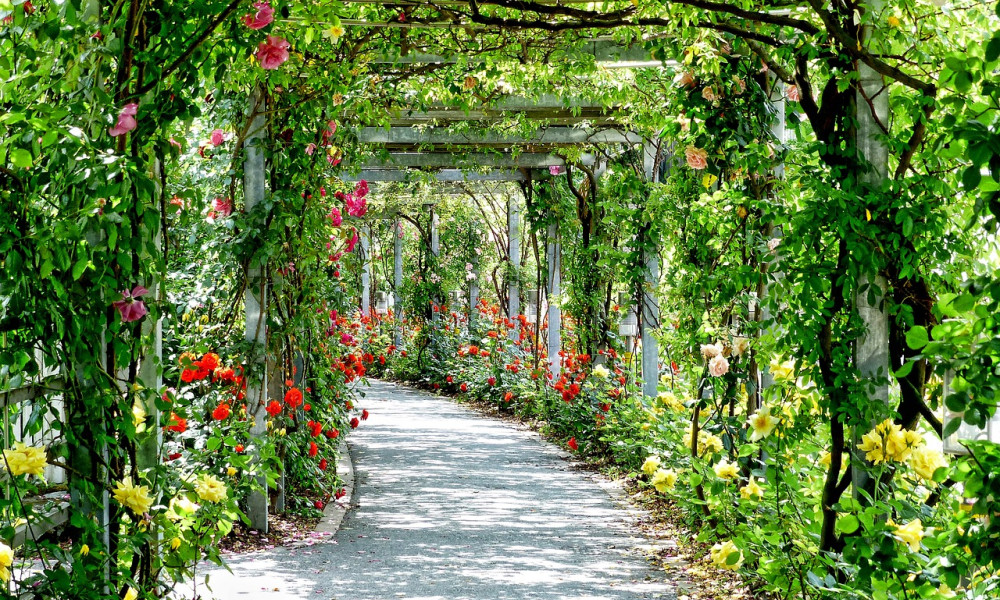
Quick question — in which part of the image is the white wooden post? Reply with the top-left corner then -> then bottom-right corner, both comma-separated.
393,218 -> 404,347
430,207 -> 440,321
546,220 -> 562,379
361,226 -> 371,316
137,159 -> 163,471
468,224 -> 481,329
243,87 -> 269,532
760,82 -> 787,392
507,195 -> 520,339
852,0 -> 891,496
641,143 -> 661,398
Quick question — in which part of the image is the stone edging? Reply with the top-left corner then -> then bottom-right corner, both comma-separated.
315,438 -> 355,534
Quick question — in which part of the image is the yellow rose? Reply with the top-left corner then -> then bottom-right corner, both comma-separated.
3,442 -> 49,478
132,401 -> 147,429
80,544 -> 90,556
651,469 -> 678,493
170,537 -> 182,550
739,476 -> 764,500
641,456 -> 661,477
890,518 -> 924,552
906,446 -> 948,482
195,474 -> 228,503
226,466 -> 238,477
714,459 -> 739,481
656,391 -> 685,412
747,406 -> 778,441
709,540 -> 744,570
113,479 -> 154,515
124,587 -> 138,600
0,542 -> 13,583
592,364 -> 610,379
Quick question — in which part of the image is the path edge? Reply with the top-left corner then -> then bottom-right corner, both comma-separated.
315,438 -> 355,534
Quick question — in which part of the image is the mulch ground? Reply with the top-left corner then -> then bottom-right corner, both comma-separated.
219,512 -> 326,554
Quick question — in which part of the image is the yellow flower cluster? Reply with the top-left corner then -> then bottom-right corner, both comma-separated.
684,426 -> 724,456
114,479 -> 154,515
709,540 -> 744,570
714,459 -> 739,480
196,474 -> 228,503
656,391 -> 686,412
857,419 -> 923,464
651,469 -> 678,492
857,420 -> 948,482
3,442 -> 48,478
0,542 -> 13,583
641,455 -> 661,476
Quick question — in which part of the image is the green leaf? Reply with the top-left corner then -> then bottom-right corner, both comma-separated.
962,165 -> 981,191
689,472 -> 703,487
71,258 -> 88,280
10,147 -> 32,168
943,416 -> 962,438
836,514 -> 860,535
893,360 -> 915,379
905,326 -> 929,350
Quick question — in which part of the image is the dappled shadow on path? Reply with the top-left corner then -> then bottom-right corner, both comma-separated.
177,381 -> 674,600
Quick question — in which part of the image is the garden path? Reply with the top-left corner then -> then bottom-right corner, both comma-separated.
181,380 -> 676,600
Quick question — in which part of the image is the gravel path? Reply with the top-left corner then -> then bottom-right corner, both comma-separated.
183,380 -> 675,600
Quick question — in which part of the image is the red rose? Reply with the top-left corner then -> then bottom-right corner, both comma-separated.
266,400 -> 282,417
212,403 -> 231,420
361,409 -> 369,420
319,458 -> 328,471
350,417 -> 360,429
308,441 -> 318,457
567,437 -> 578,451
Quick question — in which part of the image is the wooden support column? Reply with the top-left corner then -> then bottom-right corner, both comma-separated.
361,225 -> 371,316
640,143 -> 661,398
243,87 -> 269,532
137,158 -> 163,472
852,4 -> 891,495
468,224 -> 481,329
760,84 -> 787,394
393,219 -> 404,347
546,220 -> 562,379
507,195 -> 520,339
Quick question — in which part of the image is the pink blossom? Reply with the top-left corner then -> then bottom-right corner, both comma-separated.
549,165 -> 564,176
785,84 -> 801,102
685,146 -> 709,170
113,286 -> 149,323
708,355 -> 729,377
701,86 -> 717,102
354,179 -> 368,198
340,332 -> 355,346
397,223 -> 405,239
345,193 -> 367,217
346,230 -> 359,253
169,137 -> 182,151
210,129 -> 225,146
305,143 -> 316,156
242,2 -> 274,30
256,35 -> 290,70
212,196 -> 232,217
328,207 -> 343,226
321,120 -> 338,145
109,103 -> 138,137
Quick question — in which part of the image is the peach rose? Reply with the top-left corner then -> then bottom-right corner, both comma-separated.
685,146 -> 709,170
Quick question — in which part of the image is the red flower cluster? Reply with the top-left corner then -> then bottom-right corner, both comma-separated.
284,387 -> 304,409
212,403 -> 231,420
166,412 -> 187,433
307,420 -> 323,437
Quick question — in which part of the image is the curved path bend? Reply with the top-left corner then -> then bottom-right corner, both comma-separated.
189,380 -> 676,600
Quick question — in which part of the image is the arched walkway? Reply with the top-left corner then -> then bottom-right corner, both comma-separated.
184,380 -> 677,599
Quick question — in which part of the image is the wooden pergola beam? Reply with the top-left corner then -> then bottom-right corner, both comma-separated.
351,152 -> 594,169
357,126 -> 644,146
341,168 -> 531,182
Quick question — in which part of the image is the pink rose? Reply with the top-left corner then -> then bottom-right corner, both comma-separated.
209,129 -> 225,146
112,286 -> 149,323
212,196 -> 232,217
785,84 -> 800,102
341,332 -> 355,346
241,2 -> 274,30
708,355 -> 729,377
346,230 -> 359,252
256,35 -> 290,70
345,193 -> 367,217
109,103 -> 138,137
685,146 -> 709,170
354,179 -> 368,198
549,165 -> 564,176
305,143 -> 316,156
328,207 -> 343,227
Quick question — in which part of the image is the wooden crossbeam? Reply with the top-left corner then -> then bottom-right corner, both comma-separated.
341,168 -> 530,182
357,126 -> 643,146
351,152 -> 595,168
